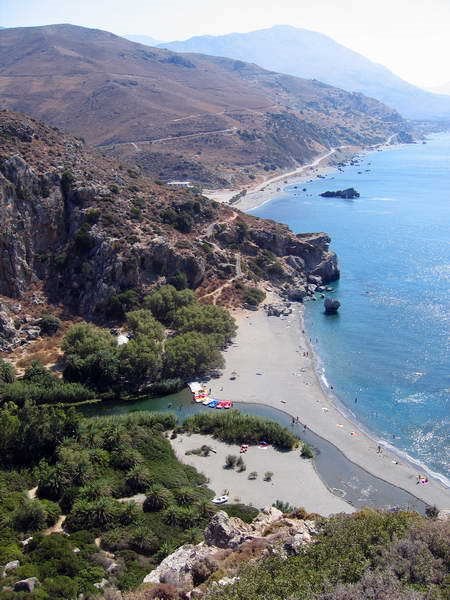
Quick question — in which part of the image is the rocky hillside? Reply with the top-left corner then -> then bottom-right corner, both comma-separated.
0,25 -> 409,186
0,110 -> 338,349
137,507 -> 316,598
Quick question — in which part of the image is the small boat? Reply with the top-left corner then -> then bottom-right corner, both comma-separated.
212,495 -> 229,505
217,400 -> 233,409
202,397 -> 212,405
258,441 -> 269,449
207,399 -> 219,408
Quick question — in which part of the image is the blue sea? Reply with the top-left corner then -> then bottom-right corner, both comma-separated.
251,134 -> 450,484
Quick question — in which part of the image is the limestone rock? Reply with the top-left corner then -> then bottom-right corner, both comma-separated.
252,506 -> 283,530
2,560 -> 20,577
204,511 -> 253,549
143,543 -> 213,588
13,577 -> 39,592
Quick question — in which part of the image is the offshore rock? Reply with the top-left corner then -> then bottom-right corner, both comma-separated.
324,298 -> 341,314
320,188 -> 360,199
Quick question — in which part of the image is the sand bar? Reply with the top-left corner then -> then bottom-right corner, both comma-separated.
209,299 -> 450,511
170,433 -> 353,516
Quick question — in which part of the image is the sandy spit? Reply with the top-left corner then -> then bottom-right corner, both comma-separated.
170,433 -> 353,516
208,299 -> 450,510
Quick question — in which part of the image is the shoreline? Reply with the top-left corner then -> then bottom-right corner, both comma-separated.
300,309 -> 450,491
209,296 -> 450,510
205,135 -> 397,212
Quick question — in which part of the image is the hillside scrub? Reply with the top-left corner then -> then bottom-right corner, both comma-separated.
206,510 -> 448,600
0,405 -> 216,598
182,411 -> 298,450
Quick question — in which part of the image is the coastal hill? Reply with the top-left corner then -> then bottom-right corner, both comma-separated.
160,24 -> 450,121
0,24 -> 408,187
0,109 -> 338,347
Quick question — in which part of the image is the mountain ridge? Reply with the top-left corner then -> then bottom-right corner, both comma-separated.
160,24 -> 450,121
0,24 -> 408,187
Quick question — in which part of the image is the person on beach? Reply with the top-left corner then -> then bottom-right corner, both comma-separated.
377,445 -> 382,454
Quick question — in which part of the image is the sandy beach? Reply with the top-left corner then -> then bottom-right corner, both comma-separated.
208,298 -> 450,511
205,146 -> 353,210
170,433 -> 353,516
205,135 -> 398,212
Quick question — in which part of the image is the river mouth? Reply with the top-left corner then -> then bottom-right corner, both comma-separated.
81,391 -> 427,513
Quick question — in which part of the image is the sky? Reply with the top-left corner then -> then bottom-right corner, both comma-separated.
1,0 -> 450,89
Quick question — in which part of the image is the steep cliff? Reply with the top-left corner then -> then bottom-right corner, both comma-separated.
0,111 -> 339,347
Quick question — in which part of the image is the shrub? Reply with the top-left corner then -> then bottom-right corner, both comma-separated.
273,500 -> 295,513
0,358 -> 15,383
236,456 -> 246,472
106,289 -> 140,318
242,286 -> 266,307
38,313 -> 62,336
223,504 -> 259,523
125,465 -> 153,494
12,499 -> 59,532
224,455 -> 238,469
143,485 -> 173,512
264,471 -> 274,482
301,443 -> 314,459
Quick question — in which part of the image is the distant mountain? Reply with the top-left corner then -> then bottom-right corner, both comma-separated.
430,82 -> 450,96
124,34 -> 163,46
161,25 -> 450,121
0,24 -> 408,187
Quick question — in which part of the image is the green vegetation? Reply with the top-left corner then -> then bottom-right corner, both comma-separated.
59,285 -> 236,396
182,411 -> 298,450
0,360 -> 94,406
241,285 -> 266,307
0,405 -> 216,598
37,313 -> 62,336
206,509 -> 448,600
222,504 -> 259,523
0,358 -> 15,383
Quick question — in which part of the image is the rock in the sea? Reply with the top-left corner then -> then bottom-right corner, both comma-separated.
320,188 -> 360,199
324,298 -> 341,315
13,578 -> 39,592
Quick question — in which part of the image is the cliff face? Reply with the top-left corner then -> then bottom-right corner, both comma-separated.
0,111 -> 339,347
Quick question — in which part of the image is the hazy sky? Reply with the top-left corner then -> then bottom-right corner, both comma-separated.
1,0 -> 449,88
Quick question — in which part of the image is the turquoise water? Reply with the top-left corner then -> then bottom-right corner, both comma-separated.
251,134 -> 450,484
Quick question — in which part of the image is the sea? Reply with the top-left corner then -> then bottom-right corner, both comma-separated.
251,133 -> 450,485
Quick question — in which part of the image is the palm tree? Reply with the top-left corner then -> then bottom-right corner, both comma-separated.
143,485 -> 173,512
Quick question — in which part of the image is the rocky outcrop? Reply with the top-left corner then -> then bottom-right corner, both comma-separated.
13,577 -> 39,592
324,298 -> 341,314
320,188 -> 360,199
142,508 -> 316,597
